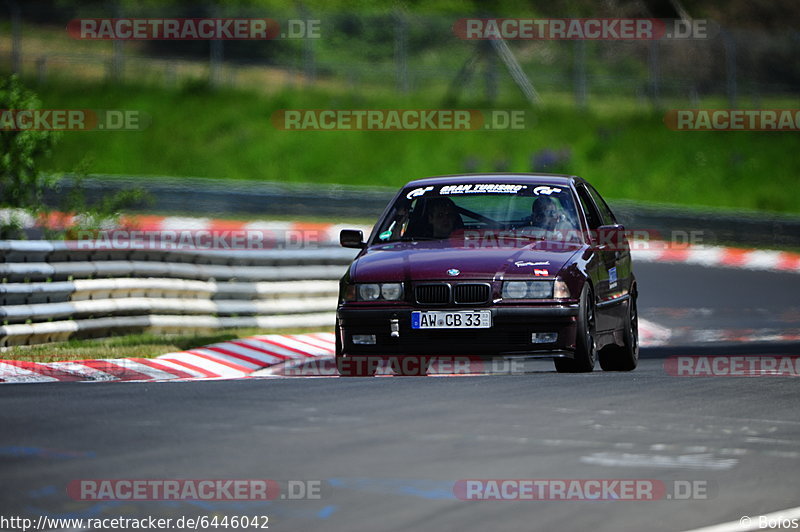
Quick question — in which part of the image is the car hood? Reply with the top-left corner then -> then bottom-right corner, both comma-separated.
351,240 -> 583,282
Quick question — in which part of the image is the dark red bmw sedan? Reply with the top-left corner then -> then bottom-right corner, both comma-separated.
336,174 -> 638,376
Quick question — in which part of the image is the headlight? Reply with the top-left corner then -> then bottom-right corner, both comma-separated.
353,283 -> 404,301
380,283 -> 403,300
357,284 -> 381,301
502,280 -> 553,299
502,279 -> 572,299
503,281 -> 530,299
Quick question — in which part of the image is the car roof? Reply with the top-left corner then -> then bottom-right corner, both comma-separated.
403,173 -> 580,188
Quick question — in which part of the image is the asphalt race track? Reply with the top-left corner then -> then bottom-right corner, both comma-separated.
1,262 -> 799,532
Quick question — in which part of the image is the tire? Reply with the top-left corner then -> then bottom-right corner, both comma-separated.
599,289 -> 639,372
554,283 -> 597,373
335,329 -> 376,377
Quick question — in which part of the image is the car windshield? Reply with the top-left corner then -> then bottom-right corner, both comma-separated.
373,182 -> 581,244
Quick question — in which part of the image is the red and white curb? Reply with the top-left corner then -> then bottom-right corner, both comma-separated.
0,321 -> 677,383
14,209 -> 371,248
0,333 -> 335,384
670,327 -> 800,345
631,244 -> 800,273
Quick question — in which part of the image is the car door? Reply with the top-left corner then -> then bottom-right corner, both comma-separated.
585,183 -> 632,292
575,183 -> 618,333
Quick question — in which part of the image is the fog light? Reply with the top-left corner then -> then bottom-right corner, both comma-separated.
352,334 -> 377,345
532,332 -> 558,344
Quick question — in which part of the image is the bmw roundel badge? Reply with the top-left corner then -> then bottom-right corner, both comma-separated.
447,269 -> 460,276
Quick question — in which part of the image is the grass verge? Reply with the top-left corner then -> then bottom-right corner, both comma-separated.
20,79 -> 800,215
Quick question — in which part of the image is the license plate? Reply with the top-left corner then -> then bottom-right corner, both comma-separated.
411,310 -> 492,329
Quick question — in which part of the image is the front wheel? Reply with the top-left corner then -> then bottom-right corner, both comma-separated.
599,289 -> 639,372
554,283 -> 596,373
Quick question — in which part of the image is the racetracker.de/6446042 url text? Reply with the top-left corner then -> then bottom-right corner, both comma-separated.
0,514 -> 270,531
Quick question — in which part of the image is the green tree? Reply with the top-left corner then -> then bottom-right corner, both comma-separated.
0,75 -> 150,239
0,75 -> 60,238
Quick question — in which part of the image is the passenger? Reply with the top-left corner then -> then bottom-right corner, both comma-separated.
426,197 -> 463,238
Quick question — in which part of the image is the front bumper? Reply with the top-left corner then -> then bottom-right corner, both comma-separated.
337,305 -> 579,358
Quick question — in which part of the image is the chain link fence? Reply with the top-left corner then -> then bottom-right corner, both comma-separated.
2,3 -> 799,107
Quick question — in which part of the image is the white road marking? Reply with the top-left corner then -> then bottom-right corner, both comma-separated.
580,452 -> 739,470
682,504 -> 800,532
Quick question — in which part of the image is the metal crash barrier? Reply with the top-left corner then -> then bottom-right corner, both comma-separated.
0,241 -> 358,346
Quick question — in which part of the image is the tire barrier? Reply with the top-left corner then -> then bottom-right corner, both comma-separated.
0,241 -> 357,346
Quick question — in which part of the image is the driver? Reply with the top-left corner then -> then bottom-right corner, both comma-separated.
530,196 -> 560,231
524,196 -> 577,241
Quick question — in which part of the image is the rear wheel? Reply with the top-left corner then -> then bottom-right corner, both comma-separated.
554,283 -> 596,373
599,289 -> 639,371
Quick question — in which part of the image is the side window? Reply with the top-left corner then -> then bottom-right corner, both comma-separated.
575,185 -> 603,230
586,184 -> 616,226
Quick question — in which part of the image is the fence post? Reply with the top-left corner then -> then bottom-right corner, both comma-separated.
8,0 -> 22,74
721,30 -> 738,108
300,6 -> 316,83
210,40 -> 223,86
36,56 -> 47,84
484,41 -> 498,103
394,11 -> 409,93
166,60 -> 177,87
209,5 -> 223,86
574,40 -> 587,109
648,39 -> 661,108
109,2 -> 124,82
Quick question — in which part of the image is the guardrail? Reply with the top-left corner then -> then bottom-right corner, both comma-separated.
0,241 -> 358,346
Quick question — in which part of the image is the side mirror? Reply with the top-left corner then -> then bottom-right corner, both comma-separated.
340,229 -> 366,249
595,224 -> 626,250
